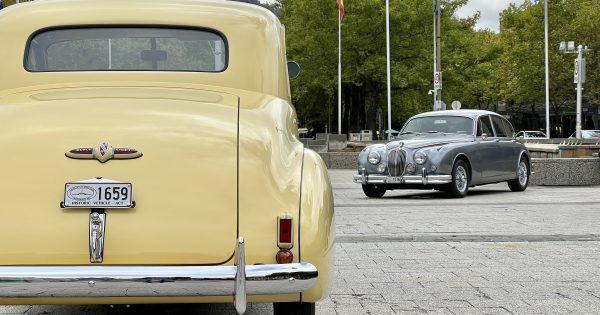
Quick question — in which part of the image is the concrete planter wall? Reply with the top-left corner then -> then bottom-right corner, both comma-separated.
318,152 -> 600,186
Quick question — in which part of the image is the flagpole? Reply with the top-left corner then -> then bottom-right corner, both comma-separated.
385,0 -> 391,139
338,8 -> 342,135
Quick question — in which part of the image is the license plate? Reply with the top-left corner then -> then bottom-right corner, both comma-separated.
64,179 -> 133,208
386,177 -> 404,184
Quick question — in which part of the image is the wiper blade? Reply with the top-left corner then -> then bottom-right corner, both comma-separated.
399,131 -> 419,135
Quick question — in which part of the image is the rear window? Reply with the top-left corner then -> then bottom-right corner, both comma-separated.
26,27 -> 227,72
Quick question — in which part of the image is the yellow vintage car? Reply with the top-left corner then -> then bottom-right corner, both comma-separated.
0,0 -> 334,314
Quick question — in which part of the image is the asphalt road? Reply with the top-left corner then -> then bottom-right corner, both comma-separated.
2,169 -> 600,314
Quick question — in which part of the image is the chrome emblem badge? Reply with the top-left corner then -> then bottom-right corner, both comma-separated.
66,142 -> 142,163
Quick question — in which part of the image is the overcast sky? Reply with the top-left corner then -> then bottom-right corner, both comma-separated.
260,0 -> 527,32
455,0 -> 526,32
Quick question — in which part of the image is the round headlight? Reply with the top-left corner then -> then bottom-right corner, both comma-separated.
368,151 -> 381,165
377,163 -> 387,173
405,163 -> 416,174
414,150 -> 427,165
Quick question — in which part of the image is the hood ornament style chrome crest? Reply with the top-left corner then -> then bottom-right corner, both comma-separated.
66,142 -> 142,163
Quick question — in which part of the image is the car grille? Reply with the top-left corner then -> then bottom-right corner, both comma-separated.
387,149 -> 406,177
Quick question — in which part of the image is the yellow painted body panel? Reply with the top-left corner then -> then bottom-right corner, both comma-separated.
0,0 -> 333,305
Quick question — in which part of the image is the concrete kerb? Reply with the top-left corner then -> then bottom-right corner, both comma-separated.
319,152 -> 600,186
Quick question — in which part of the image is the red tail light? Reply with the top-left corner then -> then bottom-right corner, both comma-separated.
277,214 -> 293,249
279,218 -> 292,243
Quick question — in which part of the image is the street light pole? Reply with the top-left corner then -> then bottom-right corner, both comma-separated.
575,45 -> 583,139
559,41 -> 590,140
544,0 -> 550,138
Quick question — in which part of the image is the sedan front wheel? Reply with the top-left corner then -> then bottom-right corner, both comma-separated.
362,184 -> 386,198
447,160 -> 469,198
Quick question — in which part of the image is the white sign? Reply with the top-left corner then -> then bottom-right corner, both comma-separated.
433,72 -> 442,90
451,100 -> 461,110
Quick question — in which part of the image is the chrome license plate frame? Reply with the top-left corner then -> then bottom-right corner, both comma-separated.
63,179 -> 133,208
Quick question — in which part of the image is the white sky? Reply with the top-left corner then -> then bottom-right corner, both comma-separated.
455,0 -> 527,32
260,0 -> 527,32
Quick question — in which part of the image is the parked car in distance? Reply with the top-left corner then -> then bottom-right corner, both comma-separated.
0,1 -> 333,314
354,110 -> 532,198
568,130 -> 600,139
516,130 -> 547,139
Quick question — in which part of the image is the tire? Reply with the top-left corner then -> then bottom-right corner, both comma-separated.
273,302 -> 315,315
362,184 -> 386,198
508,156 -> 529,192
447,160 -> 469,198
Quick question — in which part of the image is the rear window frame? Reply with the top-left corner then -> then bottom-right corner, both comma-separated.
23,25 -> 230,73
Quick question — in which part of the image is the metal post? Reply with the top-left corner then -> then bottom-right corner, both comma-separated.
432,0 -> 437,108
576,45 -> 583,139
338,9 -> 342,135
544,0 -> 550,138
385,0 -> 392,139
435,2 -> 442,104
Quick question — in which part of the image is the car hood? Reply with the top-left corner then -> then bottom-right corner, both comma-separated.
388,134 -> 474,150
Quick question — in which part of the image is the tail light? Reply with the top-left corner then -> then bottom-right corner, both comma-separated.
277,213 -> 293,249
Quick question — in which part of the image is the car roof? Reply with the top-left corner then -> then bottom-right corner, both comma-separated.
0,0 -> 292,101
410,109 -> 504,120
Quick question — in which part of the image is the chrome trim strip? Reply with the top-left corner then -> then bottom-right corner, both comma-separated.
89,212 -> 106,263
0,263 -> 318,298
234,237 -> 246,315
353,174 -> 452,185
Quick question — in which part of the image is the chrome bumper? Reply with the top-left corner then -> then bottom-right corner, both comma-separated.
0,237 -> 317,315
353,169 -> 452,185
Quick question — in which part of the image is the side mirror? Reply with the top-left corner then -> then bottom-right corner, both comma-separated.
287,61 -> 301,79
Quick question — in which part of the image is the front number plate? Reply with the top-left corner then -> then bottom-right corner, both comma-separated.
64,182 -> 133,208
386,177 -> 404,184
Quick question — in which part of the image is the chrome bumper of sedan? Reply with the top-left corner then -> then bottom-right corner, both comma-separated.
0,237 -> 317,315
353,169 -> 452,185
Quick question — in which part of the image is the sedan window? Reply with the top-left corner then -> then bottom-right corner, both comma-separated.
477,116 -> 494,137
491,116 -> 512,138
402,116 -> 474,135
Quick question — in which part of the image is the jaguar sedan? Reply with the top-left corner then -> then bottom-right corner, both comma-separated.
0,1 -> 333,314
354,110 -> 532,198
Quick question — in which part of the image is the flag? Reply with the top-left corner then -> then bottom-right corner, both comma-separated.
337,0 -> 345,21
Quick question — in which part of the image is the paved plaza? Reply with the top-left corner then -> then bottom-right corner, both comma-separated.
2,169 -> 600,314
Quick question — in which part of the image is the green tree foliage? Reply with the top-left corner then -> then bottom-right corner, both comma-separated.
279,0 -> 499,132
496,0 -> 600,132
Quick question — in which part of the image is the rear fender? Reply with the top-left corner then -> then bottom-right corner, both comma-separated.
298,149 -> 334,302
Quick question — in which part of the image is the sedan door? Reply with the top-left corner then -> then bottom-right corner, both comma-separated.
491,115 -> 522,179
475,115 -> 504,179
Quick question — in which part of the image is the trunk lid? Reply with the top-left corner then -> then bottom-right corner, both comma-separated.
0,86 -> 238,265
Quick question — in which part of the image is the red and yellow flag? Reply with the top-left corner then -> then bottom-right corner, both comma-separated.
337,0 -> 345,20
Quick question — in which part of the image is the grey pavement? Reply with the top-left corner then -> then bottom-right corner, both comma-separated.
2,169 -> 600,314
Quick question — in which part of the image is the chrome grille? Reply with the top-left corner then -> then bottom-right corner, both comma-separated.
387,149 -> 406,177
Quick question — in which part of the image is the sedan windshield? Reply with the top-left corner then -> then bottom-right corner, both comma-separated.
402,116 -> 474,135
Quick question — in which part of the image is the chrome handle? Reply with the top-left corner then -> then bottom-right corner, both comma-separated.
89,212 -> 106,263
